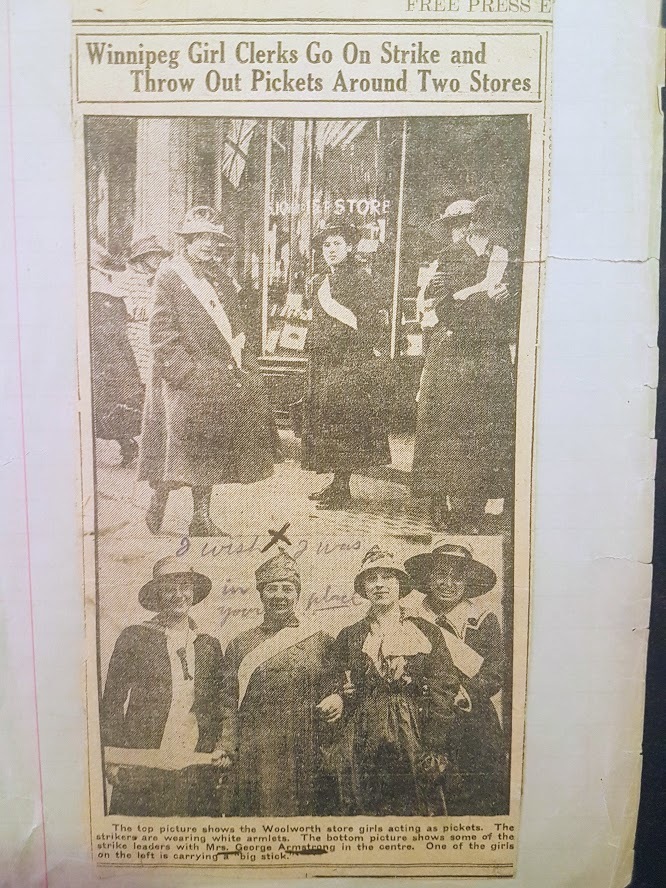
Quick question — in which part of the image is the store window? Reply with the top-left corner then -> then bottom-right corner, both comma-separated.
242,115 -> 530,364
85,114 -> 530,377
259,118 -> 404,361
263,120 -> 313,358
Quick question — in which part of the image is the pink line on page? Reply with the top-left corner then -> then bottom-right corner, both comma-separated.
5,3 -> 49,887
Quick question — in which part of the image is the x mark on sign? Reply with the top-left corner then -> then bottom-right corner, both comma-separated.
261,523 -> 292,553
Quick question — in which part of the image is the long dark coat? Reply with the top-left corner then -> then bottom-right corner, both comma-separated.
220,621 -> 336,816
137,257 -> 278,488
411,239 -> 517,499
437,609 -> 509,816
90,292 -> 144,441
100,621 -> 228,817
301,260 -> 391,474
326,613 -> 460,816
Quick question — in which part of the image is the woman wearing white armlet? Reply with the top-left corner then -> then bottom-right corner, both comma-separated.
412,198 -> 517,534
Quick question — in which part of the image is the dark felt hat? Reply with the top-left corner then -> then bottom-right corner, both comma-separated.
313,217 -> 360,249
404,543 -> 497,599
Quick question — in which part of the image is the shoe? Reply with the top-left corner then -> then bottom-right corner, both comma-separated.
309,484 -> 335,502
146,488 -> 169,535
188,516 -> 230,537
316,491 -> 353,511
119,438 -> 139,467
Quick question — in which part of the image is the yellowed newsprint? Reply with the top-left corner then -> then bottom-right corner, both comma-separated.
72,0 -> 551,877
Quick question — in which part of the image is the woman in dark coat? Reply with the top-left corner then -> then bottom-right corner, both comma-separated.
137,206 -> 279,537
89,261 -> 144,467
301,220 -> 391,509
220,550 -> 337,817
319,547 -> 460,815
403,542 -> 509,815
411,199 -> 517,534
100,557 -> 233,816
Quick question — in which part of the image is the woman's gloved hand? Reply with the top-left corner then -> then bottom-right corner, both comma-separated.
315,693 -> 344,723
417,752 -> 448,782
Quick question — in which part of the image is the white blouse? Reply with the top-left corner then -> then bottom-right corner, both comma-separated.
158,625 -> 199,763
361,607 -> 432,681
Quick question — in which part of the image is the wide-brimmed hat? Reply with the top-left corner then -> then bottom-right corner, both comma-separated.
255,548 -> 301,591
354,545 -> 413,598
138,556 -> 212,611
175,206 -> 233,240
129,234 -> 169,262
404,543 -> 497,598
313,217 -> 360,249
438,198 -> 476,224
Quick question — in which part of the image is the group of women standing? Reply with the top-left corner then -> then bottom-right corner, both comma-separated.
327,542 -> 508,818
89,197 -> 516,536
101,541 -> 508,818
303,199 -> 516,533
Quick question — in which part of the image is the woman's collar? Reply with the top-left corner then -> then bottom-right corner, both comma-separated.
441,597 -> 489,634
327,257 -> 352,275
261,612 -> 300,631
362,607 -> 433,657
367,603 -> 403,623
467,233 -> 490,256
144,615 -> 199,636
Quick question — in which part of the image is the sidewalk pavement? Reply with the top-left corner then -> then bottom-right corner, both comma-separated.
94,432 -> 434,545
94,431 -> 509,547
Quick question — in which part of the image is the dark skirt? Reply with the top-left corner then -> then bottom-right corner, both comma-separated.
92,345 -> 144,441
108,765 -> 221,817
445,696 -> 509,816
301,352 -> 391,474
328,688 -> 447,817
412,329 -> 515,499
231,662 -> 335,817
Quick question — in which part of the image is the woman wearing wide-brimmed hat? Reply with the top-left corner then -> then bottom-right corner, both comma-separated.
321,546 -> 460,815
127,234 -> 169,280
411,197 -> 517,534
100,557 -> 233,816
89,243 -> 145,466
300,218 -> 391,509
137,206 -> 280,536
402,542 -> 508,815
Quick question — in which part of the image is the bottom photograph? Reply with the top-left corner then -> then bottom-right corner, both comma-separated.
95,533 -> 511,822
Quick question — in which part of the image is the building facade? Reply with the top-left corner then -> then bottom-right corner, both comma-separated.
85,115 -> 530,427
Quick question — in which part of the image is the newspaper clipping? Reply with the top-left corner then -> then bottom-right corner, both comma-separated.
73,1 -> 552,877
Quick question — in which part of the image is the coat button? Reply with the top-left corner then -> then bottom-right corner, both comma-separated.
227,364 -> 234,370
236,382 -> 242,389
